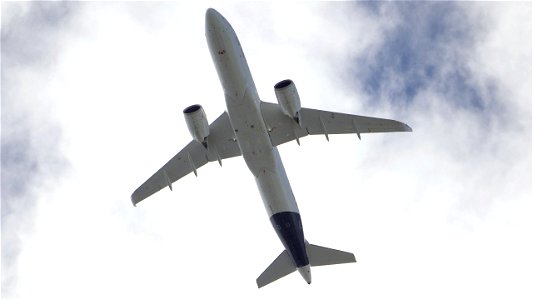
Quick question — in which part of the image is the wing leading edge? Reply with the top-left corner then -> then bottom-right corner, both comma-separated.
260,101 -> 412,146
131,112 -> 240,206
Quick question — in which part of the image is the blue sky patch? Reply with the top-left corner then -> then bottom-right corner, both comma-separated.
353,3 -> 486,111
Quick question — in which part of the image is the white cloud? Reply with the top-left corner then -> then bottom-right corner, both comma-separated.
2,2 -> 531,299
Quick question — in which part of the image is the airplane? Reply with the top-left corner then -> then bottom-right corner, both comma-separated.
131,8 -> 412,288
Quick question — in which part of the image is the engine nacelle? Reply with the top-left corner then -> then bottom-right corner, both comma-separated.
274,79 -> 301,123
183,104 -> 209,146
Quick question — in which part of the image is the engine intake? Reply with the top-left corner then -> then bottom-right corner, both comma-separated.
183,104 -> 209,147
274,79 -> 301,124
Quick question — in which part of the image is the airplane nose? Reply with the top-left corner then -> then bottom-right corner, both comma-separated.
205,8 -> 221,28
206,8 -> 216,19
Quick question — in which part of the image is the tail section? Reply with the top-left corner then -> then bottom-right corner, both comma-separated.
256,244 -> 356,288
256,250 -> 296,288
306,243 -> 356,266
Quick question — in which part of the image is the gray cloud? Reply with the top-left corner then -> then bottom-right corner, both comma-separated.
347,2 -> 532,218
341,3 -> 482,108
1,2 -> 79,296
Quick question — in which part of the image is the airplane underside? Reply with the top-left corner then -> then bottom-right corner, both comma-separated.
131,8 -> 411,288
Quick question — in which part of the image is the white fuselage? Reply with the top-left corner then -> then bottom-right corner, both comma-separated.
205,9 -> 311,281
205,9 -> 299,217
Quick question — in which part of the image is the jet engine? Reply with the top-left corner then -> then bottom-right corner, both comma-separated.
183,104 -> 209,147
274,79 -> 301,124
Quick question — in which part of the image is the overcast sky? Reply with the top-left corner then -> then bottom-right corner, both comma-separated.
2,2 -> 531,299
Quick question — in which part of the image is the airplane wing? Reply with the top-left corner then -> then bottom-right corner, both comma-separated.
260,101 -> 412,146
131,112 -> 240,206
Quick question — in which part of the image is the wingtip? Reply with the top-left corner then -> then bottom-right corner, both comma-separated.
256,280 -> 264,289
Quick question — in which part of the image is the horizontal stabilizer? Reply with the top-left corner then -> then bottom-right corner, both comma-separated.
306,244 -> 356,266
256,250 -> 296,288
